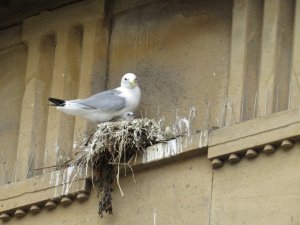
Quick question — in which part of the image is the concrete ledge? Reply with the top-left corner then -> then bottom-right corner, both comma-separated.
0,133 -> 207,221
208,109 -> 300,160
0,167 -> 91,220
2,109 -> 300,220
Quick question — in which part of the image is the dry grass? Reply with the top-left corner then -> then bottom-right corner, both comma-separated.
71,118 -> 167,217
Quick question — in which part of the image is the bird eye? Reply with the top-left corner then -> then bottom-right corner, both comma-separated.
125,78 -> 128,81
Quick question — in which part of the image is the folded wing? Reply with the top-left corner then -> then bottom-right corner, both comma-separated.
73,89 -> 126,111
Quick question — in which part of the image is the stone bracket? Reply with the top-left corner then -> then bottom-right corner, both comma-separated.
208,109 -> 300,167
0,166 -> 91,221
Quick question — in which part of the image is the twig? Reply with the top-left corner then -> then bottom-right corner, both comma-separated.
116,163 -> 124,197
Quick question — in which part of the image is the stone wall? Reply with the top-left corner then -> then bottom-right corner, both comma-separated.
0,0 -> 300,224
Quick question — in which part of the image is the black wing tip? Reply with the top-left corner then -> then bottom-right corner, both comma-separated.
48,97 -> 65,106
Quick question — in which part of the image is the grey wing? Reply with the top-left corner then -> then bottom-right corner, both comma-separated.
76,89 -> 126,111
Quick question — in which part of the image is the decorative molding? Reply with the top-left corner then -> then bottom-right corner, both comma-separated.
0,166 -> 91,222
2,110 -> 300,221
208,109 -> 299,168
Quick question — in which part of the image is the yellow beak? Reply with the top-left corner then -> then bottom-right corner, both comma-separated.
130,80 -> 135,86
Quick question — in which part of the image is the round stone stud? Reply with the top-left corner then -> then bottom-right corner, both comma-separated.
212,158 -> 223,168
245,149 -> 258,159
228,153 -> 240,163
263,144 -> 276,154
281,139 -> 294,150
77,192 -> 89,202
29,205 -> 41,214
60,196 -> 72,206
0,213 -> 10,222
14,209 -> 26,218
45,200 -> 57,210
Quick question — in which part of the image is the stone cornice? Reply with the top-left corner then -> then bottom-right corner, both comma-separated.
1,110 -> 300,221
208,109 -> 300,168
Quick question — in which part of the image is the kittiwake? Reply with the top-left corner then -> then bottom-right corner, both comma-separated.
48,73 -> 141,122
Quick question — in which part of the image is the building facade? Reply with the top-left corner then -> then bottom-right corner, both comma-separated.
0,0 -> 300,224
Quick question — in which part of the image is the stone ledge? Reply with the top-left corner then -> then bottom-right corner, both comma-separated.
0,133 -> 208,222
0,166 -> 91,221
208,109 -> 300,168
1,110 -> 300,221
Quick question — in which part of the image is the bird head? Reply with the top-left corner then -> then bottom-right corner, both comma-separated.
121,73 -> 138,89
123,112 -> 137,121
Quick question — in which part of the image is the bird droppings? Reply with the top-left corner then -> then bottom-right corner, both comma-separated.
70,118 -> 168,218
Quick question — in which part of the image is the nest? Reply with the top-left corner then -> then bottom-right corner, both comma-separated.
72,118 -> 166,217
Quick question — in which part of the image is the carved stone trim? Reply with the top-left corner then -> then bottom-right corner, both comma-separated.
0,167 -> 91,222
208,110 -> 299,168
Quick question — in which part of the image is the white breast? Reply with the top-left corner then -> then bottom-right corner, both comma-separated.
117,86 -> 141,112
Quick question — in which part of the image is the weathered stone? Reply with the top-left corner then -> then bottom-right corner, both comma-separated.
14,209 -> 26,218
245,149 -> 258,159
60,196 -> 73,206
0,213 -> 10,222
281,139 -> 294,150
263,144 -> 276,154
29,205 -> 41,214
45,201 -> 57,210
76,192 -> 89,202
228,153 -> 241,164
212,158 -> 223,169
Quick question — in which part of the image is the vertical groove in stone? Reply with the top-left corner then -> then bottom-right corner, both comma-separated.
227,0 -> 263,123
0,42 -> 28,182
227,0 -> 249,125
273,0 -> 295,113
16,41 -> 40,180
58,26 -> 83,161
44,31 -> 68,168
242,0 -> 263,121
28,34 -> 56,177
258,0 -> 295,116
257,0 -> 281,116
290,0 -> 300,109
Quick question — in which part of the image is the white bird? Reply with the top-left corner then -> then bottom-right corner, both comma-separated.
122,112 -> 137,121
114,112 -> 137,122
48,73 -> 141,122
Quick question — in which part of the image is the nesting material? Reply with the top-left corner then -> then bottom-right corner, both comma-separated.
71,118 -> 167,218
74,119 -> 165,168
